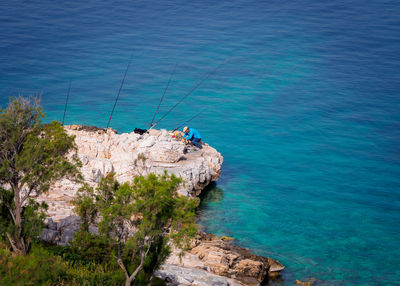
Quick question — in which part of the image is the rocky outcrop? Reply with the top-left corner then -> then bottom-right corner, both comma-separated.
37,125 -> 284,285
38,125 -> 223,221
41,217 -> 284,285
162,232 -> 284,285
40,216 -> 81,246
155,264 -> 245,286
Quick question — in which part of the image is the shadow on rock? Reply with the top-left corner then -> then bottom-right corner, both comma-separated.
198,181 -> 224,210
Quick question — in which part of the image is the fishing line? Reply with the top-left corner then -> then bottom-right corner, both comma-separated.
106,53 -> 134,129
149,58 -> 229,130
149,63 -> 177,128
173,110 -> 203,132
62,80 -> 71,126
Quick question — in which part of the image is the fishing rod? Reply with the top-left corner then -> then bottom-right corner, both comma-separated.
149,64 -> 177,128
148,58 -> 229,131
172,110 -> 203,132
62,80 -> 71,126
106,54 -> 134,129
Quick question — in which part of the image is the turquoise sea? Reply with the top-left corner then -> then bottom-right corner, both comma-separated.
1,0 -> 400,284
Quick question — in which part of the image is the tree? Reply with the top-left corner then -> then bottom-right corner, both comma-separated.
74,172 -> 198,286
0,96 -> 81,255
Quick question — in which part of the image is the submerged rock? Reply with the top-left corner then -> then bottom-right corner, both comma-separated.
296,278 -> 317,286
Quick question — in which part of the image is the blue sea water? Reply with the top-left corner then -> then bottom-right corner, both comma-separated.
1,0 -> 400,284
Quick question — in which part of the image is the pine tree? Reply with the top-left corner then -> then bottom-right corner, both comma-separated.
0,96 -> 81,255
74,172 -> 197,286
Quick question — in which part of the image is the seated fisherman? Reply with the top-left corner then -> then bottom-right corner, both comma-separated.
183,126 -> 202,148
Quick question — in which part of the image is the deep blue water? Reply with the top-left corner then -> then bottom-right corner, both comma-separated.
1,0 -> 400,284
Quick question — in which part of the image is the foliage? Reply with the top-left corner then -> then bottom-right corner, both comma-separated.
68,229 -> 115,266
136,235 -> 171,285
73,172 -> 197,285
0,240 -> 127,286
0,241 -> 66,286
64,265 -> 125,286
0,96 -> 81,255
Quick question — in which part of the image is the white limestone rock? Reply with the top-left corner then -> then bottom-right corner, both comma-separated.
155,264 -> 244,286
38,125 -> 223,221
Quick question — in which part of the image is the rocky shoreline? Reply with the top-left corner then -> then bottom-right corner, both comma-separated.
160,232 -> 284,285
39,125 -> 284,285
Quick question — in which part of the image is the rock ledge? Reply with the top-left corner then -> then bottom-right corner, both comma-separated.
39,125 -> 223,221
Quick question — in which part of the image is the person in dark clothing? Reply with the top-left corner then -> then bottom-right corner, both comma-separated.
183,126 -> 202,148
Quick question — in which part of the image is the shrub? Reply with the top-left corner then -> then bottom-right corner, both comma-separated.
0,242 -> 66,286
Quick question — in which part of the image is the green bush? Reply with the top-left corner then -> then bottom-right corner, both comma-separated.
0,241 -> 127,286
0,242 -> 66,286
40,233 -> 167,285
63,262 -> 125,286
69,230 -> 115,266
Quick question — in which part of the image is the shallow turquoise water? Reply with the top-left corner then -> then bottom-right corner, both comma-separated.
1,0 -> 400,284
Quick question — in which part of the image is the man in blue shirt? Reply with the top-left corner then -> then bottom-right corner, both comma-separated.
183,126 -> 202,149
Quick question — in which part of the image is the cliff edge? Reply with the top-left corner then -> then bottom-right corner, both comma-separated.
39,125 -> 223,221
38,125 -> 283,285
